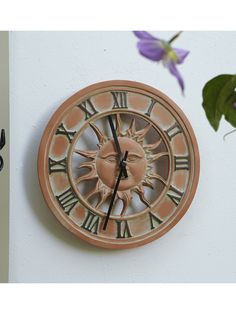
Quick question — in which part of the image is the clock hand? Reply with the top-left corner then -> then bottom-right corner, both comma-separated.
107,115 -> 128,178
103,150 -> 129,230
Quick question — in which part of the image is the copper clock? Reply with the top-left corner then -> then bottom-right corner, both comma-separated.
38,80 -> 200,249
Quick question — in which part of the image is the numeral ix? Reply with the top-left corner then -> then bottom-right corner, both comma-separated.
49,157 -> 67,174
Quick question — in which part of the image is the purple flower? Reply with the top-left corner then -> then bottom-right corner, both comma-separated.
133,31 -> 189,93
234,102 -> 236,109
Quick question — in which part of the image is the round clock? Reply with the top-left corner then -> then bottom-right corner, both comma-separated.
38,80 -> 200,249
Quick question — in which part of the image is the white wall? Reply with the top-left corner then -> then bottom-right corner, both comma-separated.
9,31 -> 236,283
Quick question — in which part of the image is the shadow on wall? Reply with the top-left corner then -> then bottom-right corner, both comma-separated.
22,103 -> 110,254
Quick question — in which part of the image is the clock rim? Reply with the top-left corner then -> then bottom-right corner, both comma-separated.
37,80 -> 200,249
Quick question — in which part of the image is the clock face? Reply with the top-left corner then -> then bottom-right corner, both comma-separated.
38,80 -> 200,249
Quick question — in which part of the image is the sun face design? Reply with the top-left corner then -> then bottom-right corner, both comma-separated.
72,113 -> 170,217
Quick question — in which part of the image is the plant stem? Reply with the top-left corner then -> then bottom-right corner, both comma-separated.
168,31 -> 183,44
223,128 -> 236,141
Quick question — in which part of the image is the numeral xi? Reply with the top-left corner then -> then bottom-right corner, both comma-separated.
77,98 -> 98,120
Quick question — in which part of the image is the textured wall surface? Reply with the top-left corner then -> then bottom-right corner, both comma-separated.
9,31 -> 236,282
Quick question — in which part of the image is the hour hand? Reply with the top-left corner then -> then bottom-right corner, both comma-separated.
107,115 -> 128,178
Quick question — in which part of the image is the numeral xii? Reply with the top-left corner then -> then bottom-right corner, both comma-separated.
111,91 -> 128,109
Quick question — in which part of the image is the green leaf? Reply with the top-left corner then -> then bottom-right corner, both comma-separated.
202,74 -> 236,131
224,92 -> 236,127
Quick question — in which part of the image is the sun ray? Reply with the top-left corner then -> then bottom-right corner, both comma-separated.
117,190 -> 132,216
126,118 -> 136,137
114,113 -> 123,136
134,185 -> 151,208
134,123 -> 152,144
148,151 -> 169,163
76,162 -> 97,184
89,122 -> 107,147
143,138 -> 162,151
85,182 -> 112,209
142,178 -> 155,189
74,149 -> 97,159
146,172 -> 167,185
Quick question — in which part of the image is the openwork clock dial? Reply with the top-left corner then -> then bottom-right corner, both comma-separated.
38,81 -> 200,249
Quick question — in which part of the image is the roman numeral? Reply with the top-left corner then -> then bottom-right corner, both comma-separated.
111,91 -> 128,109
116,220 -> 132,239
167,185 -> 183,206
77,98 -> 98,120
174,155 -> 190,171
56,187 -> 79,215
145,98 -> 157,117
149,212 -> 163,230
81,210 -> 100,234
49,157 -> 67,174
56,123 -> 76,143
165,122 -> 182,140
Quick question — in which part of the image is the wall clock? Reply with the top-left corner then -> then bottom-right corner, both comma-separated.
38,80 -> 200,249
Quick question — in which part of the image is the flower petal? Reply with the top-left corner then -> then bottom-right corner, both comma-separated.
166,61 -> 185,92
133,31 -> 158,40
173,47 -> 189,64
137,40 -> 165,61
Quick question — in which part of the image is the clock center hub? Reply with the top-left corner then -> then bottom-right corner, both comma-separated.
96,137 -> 147,191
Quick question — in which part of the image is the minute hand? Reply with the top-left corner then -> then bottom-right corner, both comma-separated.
107,115 -> 128,178
103,151 -> 129,230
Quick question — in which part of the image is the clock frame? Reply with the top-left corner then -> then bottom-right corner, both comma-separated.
38,80 -> 200,249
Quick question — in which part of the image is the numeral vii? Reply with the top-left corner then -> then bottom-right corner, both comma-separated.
167,185 -> 183,206
49,157 -> 67,174
77,98 -> 98,120
116,220 -> 132,238
56,187 -> 79,215
81,210 -> 100,234
111,91 -> 128,109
